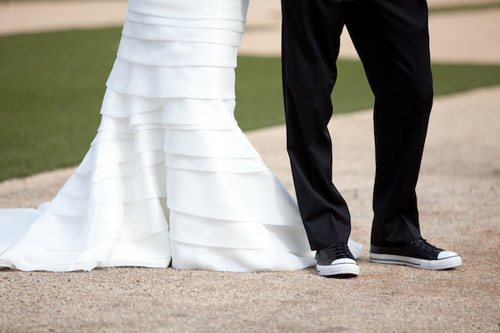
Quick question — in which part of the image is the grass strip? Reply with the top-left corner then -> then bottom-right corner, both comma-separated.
430,2 -> 500,14
1,27 -> 500,181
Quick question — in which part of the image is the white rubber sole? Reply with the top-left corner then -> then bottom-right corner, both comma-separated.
316,260 -> 360,277
369,253 -> 462,270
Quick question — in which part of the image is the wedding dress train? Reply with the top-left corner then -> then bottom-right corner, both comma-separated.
0,0 -> 361,272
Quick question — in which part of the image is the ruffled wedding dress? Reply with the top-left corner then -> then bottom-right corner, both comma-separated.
0,0 -> 361,272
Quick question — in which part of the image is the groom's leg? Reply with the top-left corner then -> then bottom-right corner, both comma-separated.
281,0 -> 350,250
342,0 -> 433,246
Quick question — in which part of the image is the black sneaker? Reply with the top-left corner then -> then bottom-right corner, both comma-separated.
315,242 -> 360,277
370,238 -> 462,270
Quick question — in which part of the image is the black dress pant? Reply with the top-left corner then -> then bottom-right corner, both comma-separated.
281,0 -> 433,250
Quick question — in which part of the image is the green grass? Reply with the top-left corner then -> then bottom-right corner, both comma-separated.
0,28 -> 121,181
235,57 -> 500,130
429,2 -> 500,14
1,28 -> 500,181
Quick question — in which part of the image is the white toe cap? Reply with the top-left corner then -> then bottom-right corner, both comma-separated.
332,258 -> 357,265
438,250 -> 459,260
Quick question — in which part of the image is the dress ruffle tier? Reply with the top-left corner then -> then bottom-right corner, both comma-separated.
0,0 -> 362,272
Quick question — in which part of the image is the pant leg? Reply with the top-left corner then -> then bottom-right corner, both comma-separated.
342,0 -> 433,246
281,0 -> 350,250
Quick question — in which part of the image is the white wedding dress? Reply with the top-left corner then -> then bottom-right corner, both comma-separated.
0,0 -> 361,272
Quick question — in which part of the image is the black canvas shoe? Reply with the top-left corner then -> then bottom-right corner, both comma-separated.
370,238 -> 462,270
315,242 -> 360,277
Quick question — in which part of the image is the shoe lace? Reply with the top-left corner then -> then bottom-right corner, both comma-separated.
327,242 -> 352,259
410,238 -> 442,253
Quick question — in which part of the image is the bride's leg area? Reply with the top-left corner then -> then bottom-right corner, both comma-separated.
164,114 -> 315,272
1,0 -> 317,272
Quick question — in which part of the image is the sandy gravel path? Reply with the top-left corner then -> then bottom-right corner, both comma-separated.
340,8 -> 500,64
1,0 -> 500,63
1,0 -> 499,331
1,86 -> 499,332
242,1 -> 500,64
0,0 -> 128,36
